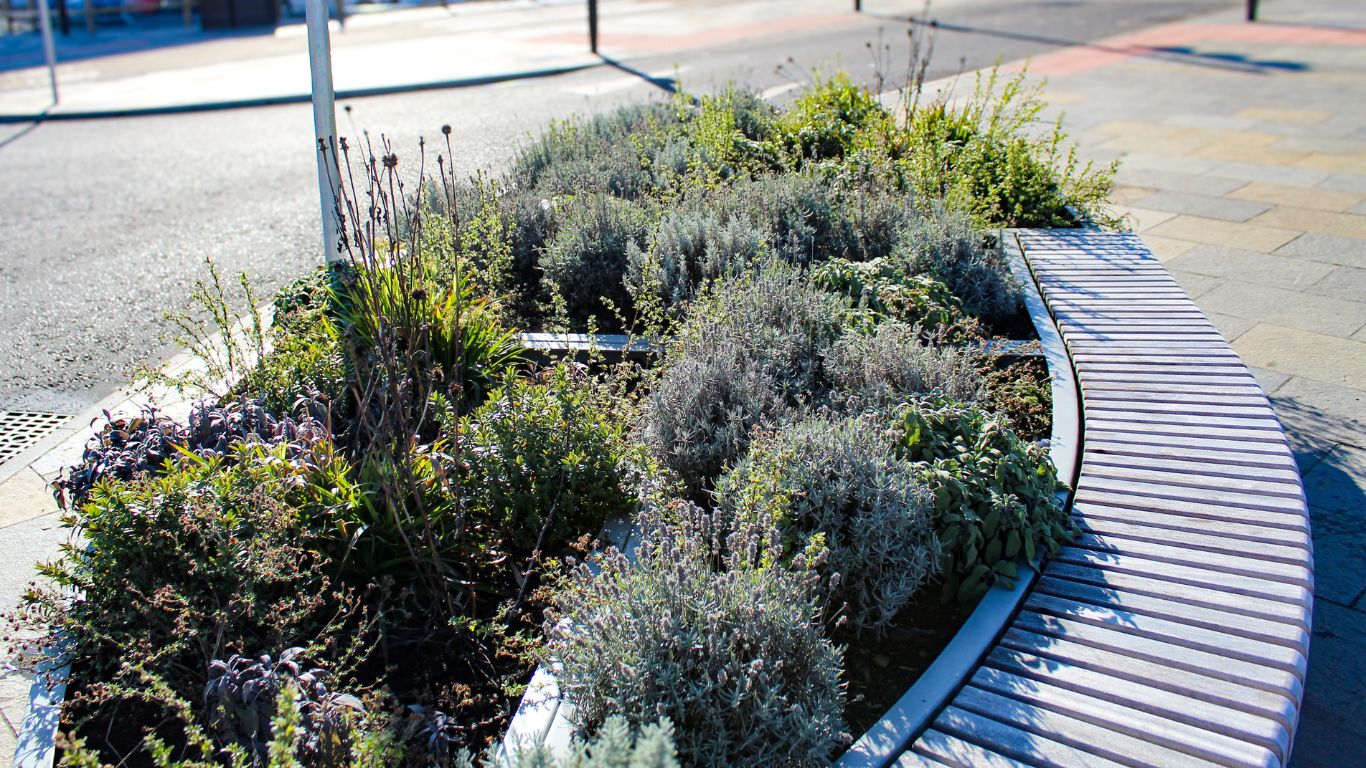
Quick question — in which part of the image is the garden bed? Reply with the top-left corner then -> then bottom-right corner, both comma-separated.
12,68 -> 1115,768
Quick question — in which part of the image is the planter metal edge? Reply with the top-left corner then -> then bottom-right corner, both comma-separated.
833,229 -> 1082,767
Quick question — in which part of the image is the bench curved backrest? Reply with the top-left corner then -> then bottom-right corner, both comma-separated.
898,229 -> 1313,768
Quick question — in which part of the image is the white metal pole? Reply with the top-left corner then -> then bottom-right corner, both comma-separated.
36,0 -> 58,105
304,0 -> 342,263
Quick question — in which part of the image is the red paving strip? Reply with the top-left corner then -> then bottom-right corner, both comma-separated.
1011,21 -> 1366,77
523,12 -> 862,53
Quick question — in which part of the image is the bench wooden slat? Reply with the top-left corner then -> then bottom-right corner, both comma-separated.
1053,547 -> 1311,606
1039,563 -> 1310,628
1073,503 -> 1312,550
998,629 -> 1298,728
1034,577 -> 1309,652
896,230 -> 1309,767
1024,593 -> 1307,679
1013,611 -> 1305,701
952,686 -> 1223,768
984,649 -> 1290,762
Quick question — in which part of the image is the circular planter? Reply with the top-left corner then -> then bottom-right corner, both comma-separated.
499,233 -> 1084,765
13,236 -> 1081,766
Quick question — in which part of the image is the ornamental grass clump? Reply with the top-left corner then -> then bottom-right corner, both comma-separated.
546,501 -> 846,768
715,414 -> 940,633
896,398 -> 1072,603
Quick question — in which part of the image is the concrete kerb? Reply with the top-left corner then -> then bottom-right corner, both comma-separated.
833,234 -> 1084,767
0,60 -> 605,124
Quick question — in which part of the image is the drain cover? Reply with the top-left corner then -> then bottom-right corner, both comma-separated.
0,411 -> 72,466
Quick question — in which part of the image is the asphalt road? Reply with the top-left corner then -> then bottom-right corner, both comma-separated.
0,0 -> 1232,415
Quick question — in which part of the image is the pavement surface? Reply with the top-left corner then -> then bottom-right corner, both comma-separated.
0,0 -> 1229,416
1,0 -> 1363,764
1018,1 -> 1365,763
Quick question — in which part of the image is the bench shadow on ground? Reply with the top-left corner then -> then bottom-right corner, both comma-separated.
903,18 -> 1308,75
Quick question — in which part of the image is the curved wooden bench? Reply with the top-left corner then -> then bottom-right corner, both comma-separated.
895,229 -> 1314,768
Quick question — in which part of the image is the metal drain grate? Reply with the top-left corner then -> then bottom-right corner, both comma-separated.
0,411 -> 73,466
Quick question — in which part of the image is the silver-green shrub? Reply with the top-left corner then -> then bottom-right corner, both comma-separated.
825,321 -> 984,410
642,260 -> 842,496
896,206 -> 1020,322
625,208 -> 773,314
715,414 -> 940,633
539,195 -> 652,327
546,501 -> 846,767
491,717 -> 679,768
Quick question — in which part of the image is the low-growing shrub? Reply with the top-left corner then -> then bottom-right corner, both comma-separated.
772,72 -> 894,162
643,261 -> 841,496
461,362 -> 634,556
811,257 -> 977,340
625,207 -> 773,318
203,648 -> 370,764
546,501 -> 845,767
539,195 -> 652,328
512,103 -> 681,199
25,447 -> 364,756
715,414 -> 940,633
55,398 -> 331,506
981,356 -> 1052,442
895,399 -> 1071,603
825,322 -> 983,410
902,68 -> 1116,228
895,208 -> 1020,323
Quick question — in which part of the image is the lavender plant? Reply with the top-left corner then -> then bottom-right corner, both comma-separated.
715,414 -> 940,633
546,501 -> 845,767
642,260 -> 842,497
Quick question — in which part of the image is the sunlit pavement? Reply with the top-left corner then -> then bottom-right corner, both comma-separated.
1019,1 -> 1366,762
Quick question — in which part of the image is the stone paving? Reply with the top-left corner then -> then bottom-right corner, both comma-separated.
1018,1 -> 1365,763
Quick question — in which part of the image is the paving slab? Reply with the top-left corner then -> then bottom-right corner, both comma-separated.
1234,323 -> 1366,387
1292,600 -> 1366,766
1274,232 -> 1366,269
1146,214 -> 1302,253
1250,206 -> 1366,239
1271,377 -> 1366,451
1228,182 -> 1364,213
1206,161 -> 1332,189
1132,191 -> 1272,222
1169,244 -> 1337,290
1304,265 -> 1366,302
1317,173 -> 1366,195
1198,281 -> 1366,338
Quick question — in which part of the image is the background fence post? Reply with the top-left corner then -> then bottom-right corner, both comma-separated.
1246,0 -> 1258,21
305,0 -> 342,263
36,0 -> 58,104
588,0 -> 598,53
